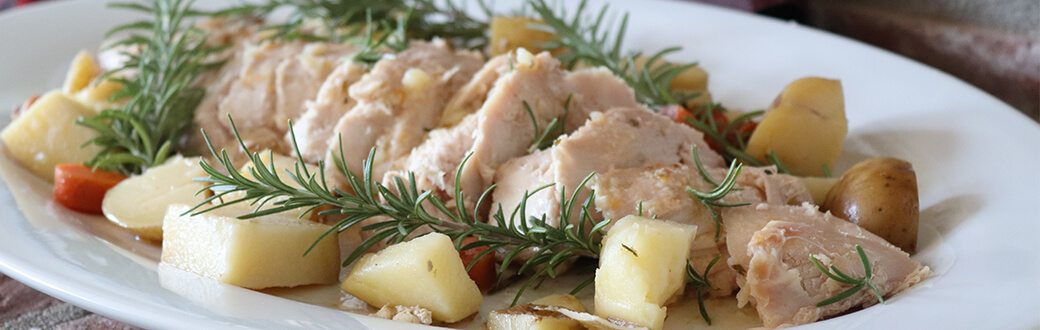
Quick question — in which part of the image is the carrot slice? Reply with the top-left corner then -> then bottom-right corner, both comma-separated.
659,104 -> 694,124
458,236 -> 497,292
53,163 -> 127,214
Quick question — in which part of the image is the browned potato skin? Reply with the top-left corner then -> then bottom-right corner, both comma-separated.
823,158 -> 919,253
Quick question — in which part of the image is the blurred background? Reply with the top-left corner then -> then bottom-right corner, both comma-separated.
719,0 -> 1039,121
0,0 -> 1037,329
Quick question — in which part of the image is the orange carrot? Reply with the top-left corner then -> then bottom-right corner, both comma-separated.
660,104 -> 694,124
727,121 -> 758,146
458,236 -> 496,292
53,164 -> 127,214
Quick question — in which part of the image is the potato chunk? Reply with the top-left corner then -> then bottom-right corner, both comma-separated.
490,16 -> 556,56
342,233 -> 482,323
745,77 -> 847,177
0,91 -> 102,181
102,156 -> 209,241
63,51 -> 100,94
595,215 -> 697,330
161,204 -> 340,289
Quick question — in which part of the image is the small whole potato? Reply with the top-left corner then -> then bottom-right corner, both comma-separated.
822,158 -> 919,253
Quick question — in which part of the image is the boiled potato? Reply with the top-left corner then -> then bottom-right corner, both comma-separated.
490,16 -> 556,56
488,304 -> 584,330
63,51 -> 101,94
217,150 -> 319,220
487,294 -> 589,330
595,215 -> 696,330
745,77 -> 847,177
76,79 -> 124,112
161,204 -> 340,289
800,177 -> 839,205
342,233 -> 482,323
685,91 -> 713,111
532,294 -> 586,312
0,91 -> 102,181
631,56 -> 708,92
102,156 -> 209,241
823,158 -> 919,253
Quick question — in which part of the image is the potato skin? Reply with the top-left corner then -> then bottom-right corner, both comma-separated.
823,158 -> 919,253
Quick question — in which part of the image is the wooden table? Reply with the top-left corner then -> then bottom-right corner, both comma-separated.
0,274 -> 139,329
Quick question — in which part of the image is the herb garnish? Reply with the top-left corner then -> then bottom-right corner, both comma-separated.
78,0 -> 225,174
810,245 -> 885,307
215,0 -> 490,50
687,254 -> 721,325
686,146 -> 749,241
528,0 -> 700,108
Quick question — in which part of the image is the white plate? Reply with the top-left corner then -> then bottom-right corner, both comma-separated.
1,0 -> 1038,329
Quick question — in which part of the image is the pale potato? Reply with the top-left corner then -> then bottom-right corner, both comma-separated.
217,150 -> 320,220
75,79 -> 124,112
490,16 -> 556,56
685,90 -> 713,111
745,77 -> 847,177
532,294 -> 586,312
161,204 -> 340,290
63,51 -> 101,94
823,158 -> 919,253
799,177 -> 839,205
487,294 -> 588,330
341,233 -> 482,323
102,156 -> 209,241
488,304 -> 584,330
0,91 -> 102,181
595,215 -> 697,330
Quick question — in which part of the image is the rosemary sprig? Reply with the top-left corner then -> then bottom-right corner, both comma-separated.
214,0 -> 490,50
686,254 -> 721,325
349,8 -> 411,67
528,0 -> 699,108
211,0 -> 402,43
78,0 -> 224,174
189,118 -> 610,305
686,146 -> 749,241
810,245 -> 884,307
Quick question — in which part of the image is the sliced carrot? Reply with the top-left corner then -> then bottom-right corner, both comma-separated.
659,104 -> 694,124
458,236 -> 496,292
53,163 -> 127,214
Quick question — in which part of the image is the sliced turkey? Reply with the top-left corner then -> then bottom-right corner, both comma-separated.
290,61 -> 368,163
323,40 -> 483,190
738,204 -> 929,327
491,107 -> 725,231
